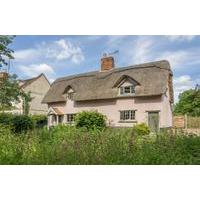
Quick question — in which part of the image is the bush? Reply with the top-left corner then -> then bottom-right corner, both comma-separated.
31,115 -> 47,128
75,111 -> 106,131
12,115 -> 34,133
133,123 -> 150,136
0,113 -> 34,134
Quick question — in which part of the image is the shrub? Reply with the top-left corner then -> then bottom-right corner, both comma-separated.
12,115 -> 34,133
0,113 -> 13,126
0,113 -> 34,134
31,115 -> 47,128
133,123 -> 150,136
75,111 -> 106,131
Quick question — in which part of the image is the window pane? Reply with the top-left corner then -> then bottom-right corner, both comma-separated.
131,85 -> 135,94
130,110 -> 135,120
120,87 -> 124,95
125,110 -> 129,119
120,110 -> 135,121
124,87 -> 130,93
67,114 -> 76,122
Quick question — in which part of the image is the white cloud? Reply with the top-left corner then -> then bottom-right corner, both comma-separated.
14,49 -> 40,61
14,39 -> 85,64
46,39 -> 85,63
156,49 -> 200,68
129,36 -> 154,64
19,63 -> 55,77
173,75 -> 199,102
166,35 -> 196,42
125,36 -> 200,69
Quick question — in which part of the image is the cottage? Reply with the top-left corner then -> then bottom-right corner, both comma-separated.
14,73 -> 50,114
42,57 -> 174,131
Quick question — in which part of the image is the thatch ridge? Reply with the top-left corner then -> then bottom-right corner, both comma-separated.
42,60 -> 173,103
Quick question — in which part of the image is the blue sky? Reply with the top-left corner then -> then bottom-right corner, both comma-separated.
8,35 -> 200,102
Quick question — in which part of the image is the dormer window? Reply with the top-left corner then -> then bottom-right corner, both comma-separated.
120,85 -> 135,95
63,85 -> 75,100
113,75 -> 139,97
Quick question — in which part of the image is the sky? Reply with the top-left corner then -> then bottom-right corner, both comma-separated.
6,35 -> 200,102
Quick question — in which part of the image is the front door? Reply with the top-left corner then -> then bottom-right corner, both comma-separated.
148,112 -> 159,132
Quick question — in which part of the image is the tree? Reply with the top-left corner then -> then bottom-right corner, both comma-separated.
0,74 -> 32,114
22,92 -> 32,115
0,36 -> 31,114
0,35 -> 14,67
174,86 -> 200,116
0,74 -> 22,111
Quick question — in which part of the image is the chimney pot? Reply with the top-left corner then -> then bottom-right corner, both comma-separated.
101,56 -> 114,71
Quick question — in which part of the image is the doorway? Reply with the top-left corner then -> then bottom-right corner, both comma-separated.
148,112 -> 159,132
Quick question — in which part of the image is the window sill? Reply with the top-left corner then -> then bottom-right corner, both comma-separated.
118,94 -> 135,98
118,120 -> 137,123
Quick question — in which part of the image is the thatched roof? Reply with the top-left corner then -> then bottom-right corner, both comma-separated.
42,60 -> 173,103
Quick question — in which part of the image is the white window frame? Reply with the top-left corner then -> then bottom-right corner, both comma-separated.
119,85 -> 135,96
120,110 -> 136,121
66,113 -> 76,123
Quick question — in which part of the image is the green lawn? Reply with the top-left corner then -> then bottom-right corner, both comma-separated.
0,125 -> 199,164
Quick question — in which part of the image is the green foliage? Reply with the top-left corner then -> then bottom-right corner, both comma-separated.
133,123 -> 150,135
0,126 -> 199,164
0,112 -> 13,126
75,111 -> 106,131
31,114 -> 47,128
0,74 -> 31,111
0,35 -> 15,66
0,74 -> 28,112
0,113 -> 34,134
22,92 -> 32,115
174,88 -> 200,116
12,115 -> 34,133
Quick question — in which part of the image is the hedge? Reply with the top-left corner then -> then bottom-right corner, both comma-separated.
0,113 -> 47,133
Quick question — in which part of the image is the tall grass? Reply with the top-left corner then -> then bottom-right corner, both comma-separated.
0,125 -> 199,164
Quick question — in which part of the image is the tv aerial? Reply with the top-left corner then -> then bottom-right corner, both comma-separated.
103,50 -> 119,57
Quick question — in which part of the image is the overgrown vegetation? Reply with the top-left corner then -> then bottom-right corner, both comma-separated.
133,123 -> 150,136
0,124 -> 199,164
0,113 -> 47,133
75,111 -> 106,131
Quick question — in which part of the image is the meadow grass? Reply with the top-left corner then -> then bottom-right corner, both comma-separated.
0,125 -> 199,164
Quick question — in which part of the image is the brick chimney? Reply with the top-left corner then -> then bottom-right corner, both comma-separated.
101,56 -> 114,71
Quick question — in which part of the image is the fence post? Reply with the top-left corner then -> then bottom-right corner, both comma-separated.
185,114 -> 187,129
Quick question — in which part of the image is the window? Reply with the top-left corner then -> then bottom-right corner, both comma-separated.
67,92 -> 74,100
120,85 -> 135,95
58,115 -> 64,123
66,114 -> 76,123
120,110 -> 135,121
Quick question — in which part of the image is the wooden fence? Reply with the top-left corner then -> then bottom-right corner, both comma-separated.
173,115 -> 200,129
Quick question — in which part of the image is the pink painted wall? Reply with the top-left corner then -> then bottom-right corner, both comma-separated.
48,94 -> 173,128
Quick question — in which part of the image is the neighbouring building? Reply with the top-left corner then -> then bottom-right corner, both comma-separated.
42,57 -> 174,131
11,73 -> 50,115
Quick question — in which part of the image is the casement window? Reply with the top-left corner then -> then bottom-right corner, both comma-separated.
120,85 -> 135,95
66,113 -> 76,123
67,92 -> 74,100
120,110 -> 135,121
